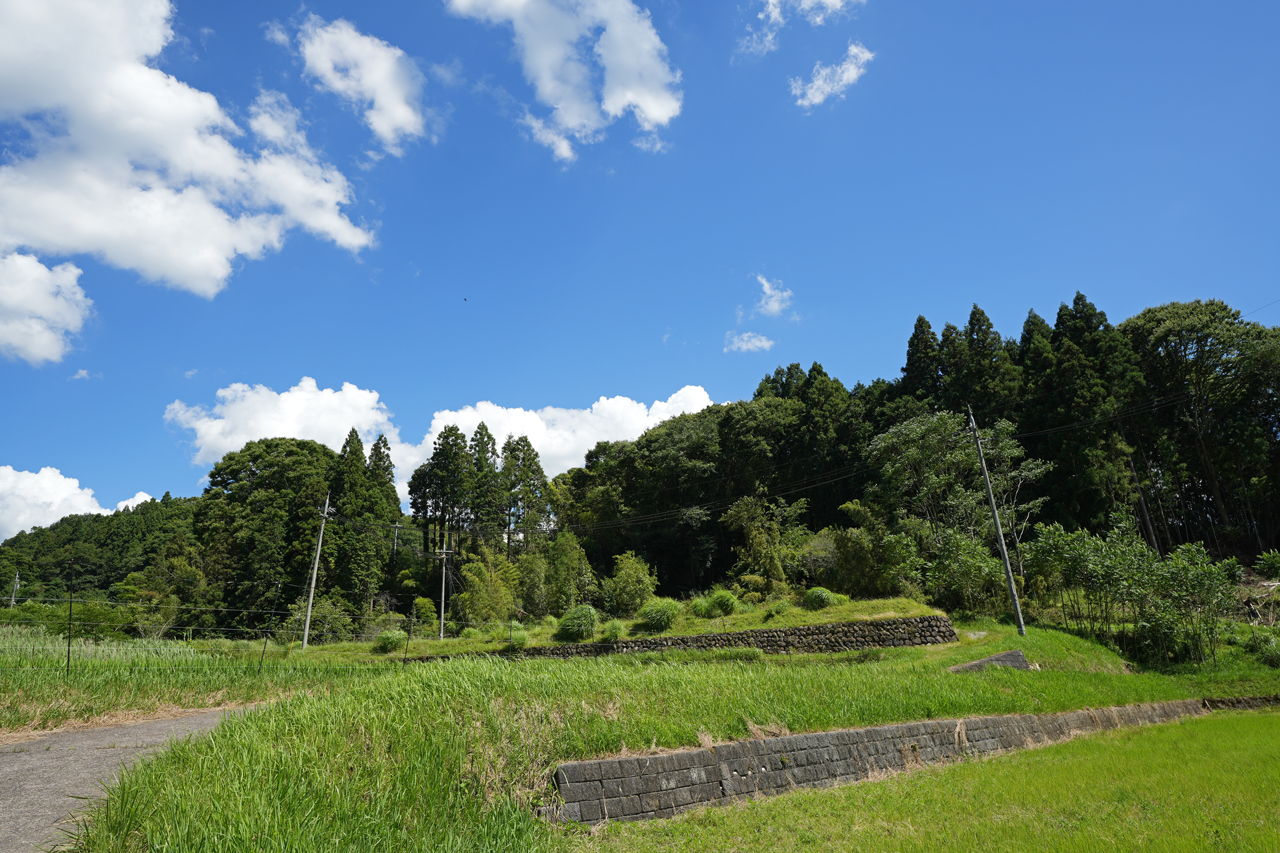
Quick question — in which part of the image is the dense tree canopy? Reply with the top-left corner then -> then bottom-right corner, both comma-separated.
3,294 -> 1276,640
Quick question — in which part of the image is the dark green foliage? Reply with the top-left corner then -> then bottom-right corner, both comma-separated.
599,618 -> 624,643
635,597 -> 681,633
554,604 -> 598,641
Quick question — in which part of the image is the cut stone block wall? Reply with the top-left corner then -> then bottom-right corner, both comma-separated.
545,699 -> 1206,824
516,615 -> 958,660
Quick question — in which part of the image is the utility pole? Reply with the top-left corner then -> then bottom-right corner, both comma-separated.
968,406 -> 1025,637
437,528 -> 452,640
66,563 -> 74,676
301,493 -> 331,651
8,571 -> 17,608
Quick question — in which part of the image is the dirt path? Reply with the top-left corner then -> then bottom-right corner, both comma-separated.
0,710 -> 242,853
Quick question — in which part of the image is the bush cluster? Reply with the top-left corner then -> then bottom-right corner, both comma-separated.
371,630 -> 407,654
636,597 -> 681,633
804,587 -> 836,610
555,604 -> 599,642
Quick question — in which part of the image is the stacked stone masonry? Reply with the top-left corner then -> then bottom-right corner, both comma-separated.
546,699 -> 1206,824
516,615 -> 958,660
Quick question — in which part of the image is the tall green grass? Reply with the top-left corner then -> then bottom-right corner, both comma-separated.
67,622 -> 1229,853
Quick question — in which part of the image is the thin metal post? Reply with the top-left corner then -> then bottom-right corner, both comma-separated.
968,406 -> 1025,636
438,529 -> 450,641
259,582 -> 282,675
301,493 -> 331,651
66,563 -> 74,676
403,614 -> 413,665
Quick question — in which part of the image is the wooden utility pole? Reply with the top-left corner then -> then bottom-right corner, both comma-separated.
968,406 -> 1025,636
301,493 -> 331,651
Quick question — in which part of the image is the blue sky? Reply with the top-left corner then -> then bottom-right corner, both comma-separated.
1,0 -> 1277,538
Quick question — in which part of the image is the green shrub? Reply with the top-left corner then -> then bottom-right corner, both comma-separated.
599,619 -> 625,643
636,597 -> 681,633
371,630 -> 407,654
414,597 -> 438,626
459,627 -> 480,640
541,615 -> 559,628
1257,551 -> 1280,580
804,587 -> 836,610
554,604 -> 599,642
689,596 -> 715,619
600,551 -> 657,617
506,630 -> 529,650
709,589 -> 739,617
763,599 -> 792,620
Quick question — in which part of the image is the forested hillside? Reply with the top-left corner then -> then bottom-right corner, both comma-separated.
3,294 -> 1276,641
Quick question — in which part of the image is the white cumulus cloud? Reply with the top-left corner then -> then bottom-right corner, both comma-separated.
790,42 -> 874,108
0,467 -> 152,539
0,466 -> 109,540
165,377 -> 714,504
724,331 -> 776,353
0,0 -> 372,315
446,0 -> 682,160
294,14 -> 433,153
0,253 -> 91,365
741,0 -> 865,55
753,274 -> 793,317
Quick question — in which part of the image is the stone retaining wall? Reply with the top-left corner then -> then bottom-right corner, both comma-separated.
515,615 -> 958,660
545,699 -> 1206,824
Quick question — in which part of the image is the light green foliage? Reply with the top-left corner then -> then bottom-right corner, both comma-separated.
450,548 -> 516,627
600,619 -> 625,643
763,599 -> 792,620
868,413 -> 1049,563
922,529 -> 1005,614
458,627 -> 480,639
506,629 -> 529,650
601,551 -> 657,617
635,597 -> 682,633
514,552 -> 548,619
1257,551 -> 1280,580
804,587 -> 836,610
371,630 -> 407,654
275,595 -> 354,646
413,596 -> 437,626
708,589 -> 739,617
689,596 -> 715,618
545,531 -> 597,616
1024,519 -> 1240,664
555,604 -> 599,642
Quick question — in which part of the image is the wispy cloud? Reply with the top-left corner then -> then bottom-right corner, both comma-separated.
753,274 -> 793,317
790,42 -> 874,108
724,331 -> 776,353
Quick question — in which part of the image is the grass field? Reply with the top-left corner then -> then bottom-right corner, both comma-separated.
573,710 -> 1280,853
59,618 -> 1280,852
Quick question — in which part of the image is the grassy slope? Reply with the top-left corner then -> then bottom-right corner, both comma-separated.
68,620 -> 1280,852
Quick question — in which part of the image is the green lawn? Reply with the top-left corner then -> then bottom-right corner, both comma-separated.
572,710 -> 1280,853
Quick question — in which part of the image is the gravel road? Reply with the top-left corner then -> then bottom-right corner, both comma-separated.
0,710 -> 239,853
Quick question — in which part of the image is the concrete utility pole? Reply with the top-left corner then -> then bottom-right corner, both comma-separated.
968,406 -> 1026,637
8,571 -> 17,608
301,493 -> 331,651
437,528 -> 452,640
